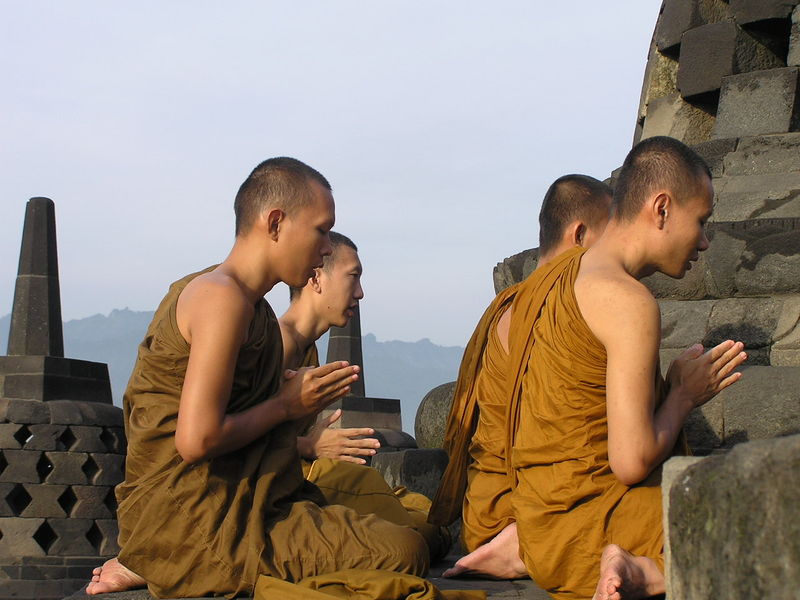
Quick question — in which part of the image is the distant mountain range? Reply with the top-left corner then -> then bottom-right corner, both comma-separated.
0,310 -> 464,433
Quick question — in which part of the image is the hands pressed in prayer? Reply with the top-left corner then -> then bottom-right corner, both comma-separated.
666,340 -> 748,410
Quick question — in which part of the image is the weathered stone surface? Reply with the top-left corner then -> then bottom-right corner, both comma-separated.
636,39 -> 679,141
0,450 -> 42,484
723,132 -> 800,176
714,171 -> 800,220
719,365 -> 800,443
666,434 -> 800,599
493,248 -> 538,294
691,137 -> 739,177
325,303 -> 366,397
678,22 -> 783,98
685,397 -> 725,453
730,0 -> 800,25
790,5 -> 800,66
24,424 -> 67,451
656,0 -> 728,55
17,484 -> 68,518
46,518 -> 97,556
94,518 -> 120,556
46,452 -> 90,485
371,448 -> 448,501
661,454 -> 705,587
659,299 -> 715,349
0,517 -> 46,557
320,396 -> 402,431
640,93 -> 715,145
87,453 -> 124,486
714,67 -> 800,139
415,382 -> 456,449
71,486 -> 114,519
0,356 -> 113,404
370,429 -> 416,453
0,397 -> 50,424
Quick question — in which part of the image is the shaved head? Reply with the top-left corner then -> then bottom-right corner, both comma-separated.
234,157 -> 331,236
538,175 -> 612,256
289,231 -> 358,301
612,136 -> 710,222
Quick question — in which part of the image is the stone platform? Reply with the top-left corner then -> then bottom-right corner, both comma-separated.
62,554 -> 551,599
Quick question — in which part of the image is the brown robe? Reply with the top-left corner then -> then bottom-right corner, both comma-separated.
506,248 -> 666,599
428,284 -> 518,552
116,269 -> 428,599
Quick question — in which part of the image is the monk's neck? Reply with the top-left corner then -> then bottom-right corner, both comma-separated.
281,299 -> 330,352
219,237 -> 282,303
590,221 -> 657,280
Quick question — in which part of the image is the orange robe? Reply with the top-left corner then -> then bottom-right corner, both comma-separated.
506,248 -> 665,599
116,269 -> 428,599
428,284 -> 519,552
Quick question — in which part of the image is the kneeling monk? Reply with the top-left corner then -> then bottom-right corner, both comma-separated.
507,137 -> 747,599
429,174 -> 612,579
87,158 -> 428,598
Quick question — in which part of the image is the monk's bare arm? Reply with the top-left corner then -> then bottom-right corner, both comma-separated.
174,276 -> 359,464
578,276 -> 745,485
495,306 -> 511,354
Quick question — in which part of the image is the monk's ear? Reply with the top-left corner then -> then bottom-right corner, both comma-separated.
310,269 -> 323,294
575,223 -> 587,246
565,221 -> 584,247
264,208 -> 285,241
652,193 -> 671,230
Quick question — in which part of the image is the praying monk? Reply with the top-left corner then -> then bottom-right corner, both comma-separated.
507,136 -> 748,599
429,175 -> 612,579
86,158 -> 431,598
280,231 -> 451,562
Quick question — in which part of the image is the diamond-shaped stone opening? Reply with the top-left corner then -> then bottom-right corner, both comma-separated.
0,451 -> 7,477
36,453 -> 54,482
58,427 -> 77,451
7,484 -> 32,516
33,520 -> 57,553
82,455 -> 100,483
13,425 -> 32,447
86,522 -> 103,553
99,428 -> 116,452
104,488 -> 118,512
57,487 -> 78,516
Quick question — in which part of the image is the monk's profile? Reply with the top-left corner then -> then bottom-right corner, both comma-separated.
86,158 -> 429,598
507,136 -> 747,599
429,174 -> 612,579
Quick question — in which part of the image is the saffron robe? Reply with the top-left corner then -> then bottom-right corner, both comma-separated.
428,283 -> 519,552
116,269 -> 428,599
506,248 -> 666,599
299,344 -> 451,561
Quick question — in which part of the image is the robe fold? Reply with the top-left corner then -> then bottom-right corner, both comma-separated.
506,247 -> 667,599
116,269 -> 430,599
428,284 -> 518,551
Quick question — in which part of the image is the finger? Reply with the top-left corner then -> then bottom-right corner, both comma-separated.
340,427 -> 375,437
339,455 -> 368,465
283,369 -> 297,380
342,446 -> 377,457
311,361 -> 352,377
343,438 -> 381,449
321,408 -> 342,428
316,366 -> 360,390
317,372 -> 360,398
705,340 -> 737,363
712,342 -> 745,373
716,370 -> 743,392
716,351 -> 748,380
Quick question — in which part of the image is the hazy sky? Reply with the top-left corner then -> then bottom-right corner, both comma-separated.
1,1 -> 662,347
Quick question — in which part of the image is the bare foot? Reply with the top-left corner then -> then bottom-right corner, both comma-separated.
86,557 -> 146,595
442,522 -> 528,580
592,544 -> 665,600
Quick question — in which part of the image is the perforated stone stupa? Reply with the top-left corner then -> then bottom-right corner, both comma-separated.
0,198 -> 125,600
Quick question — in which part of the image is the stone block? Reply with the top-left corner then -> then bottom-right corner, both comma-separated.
641,253 -> 711,300
714,68 -> 800,138
94,519 -> 120,556
100,427 -> 126,454
636,39 -> 679,135
493,248 -> 538,294
640,93 -> 715,145
18,484 -> 68,518
0,517 -> 46,557
320,397 -> 402,431
659,299 -> 715,349
371,448 -> 449,501
678,22 -> 783,98
46,518 -> 97,555
666,434 -> 800,599
690,137 -> 738,177
414,382 -> 456,449
24,424 -> 67,451
66,426 -> 106,452
790,6 -> 800,66
0,450 -> 42,483
722,132 -> 800,176
719,365 -> 800,443
656,0 -> 730,54
88,453 -> 124,486
685,397 -> 725,453
731,0 -> 800,25
71,486 -> 115,519
71,401 -> 124,428
370,429 -> 416,453
46,452 -> 90,485
0,397 -> 50,424
0,423 -> 27,449
0,484 -> 17,517
704,296 -> 787,361
46,401 -> 87,426
713,172 -> 800,220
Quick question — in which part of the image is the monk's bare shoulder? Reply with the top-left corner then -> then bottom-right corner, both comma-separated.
177,269 -> 254,344
575,263 -> 660,350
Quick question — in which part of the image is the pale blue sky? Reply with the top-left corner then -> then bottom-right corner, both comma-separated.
1,1 -> 662,347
